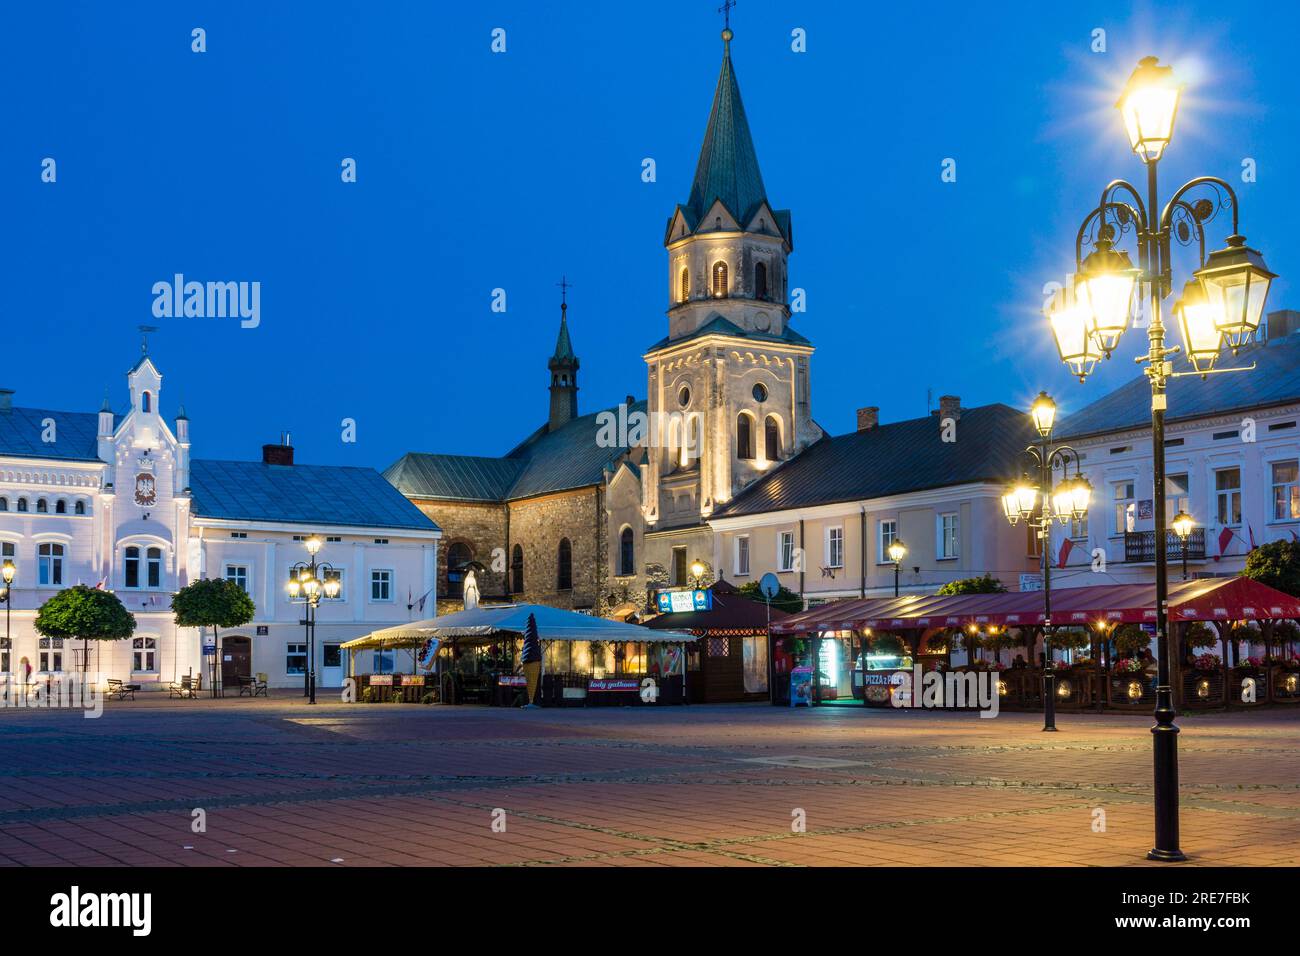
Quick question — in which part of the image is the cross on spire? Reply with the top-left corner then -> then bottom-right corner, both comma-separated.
138,325 -> 159,355
718,0 -> 736,31
556,275 -> 572,308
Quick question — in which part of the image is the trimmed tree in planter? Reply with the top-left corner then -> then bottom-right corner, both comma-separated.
1045,627 -> 1090,666
34,585 -> 136,675
171,577 -> 256,696
936,573 -> 1006,595
1112,623 -> 1152,661
737,580 -> 804,614
1243,538 -> 1300,597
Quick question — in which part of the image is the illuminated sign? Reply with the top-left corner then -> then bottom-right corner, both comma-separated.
656,589 -> 713,614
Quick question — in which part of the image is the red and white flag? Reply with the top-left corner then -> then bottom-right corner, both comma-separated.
1248,524 -> 1257,550
1057,537 -> 1075,569
1215,526 -> 1235,561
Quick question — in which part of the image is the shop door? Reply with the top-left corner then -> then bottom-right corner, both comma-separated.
321,642 -> 343,687
221,636 -> 252,687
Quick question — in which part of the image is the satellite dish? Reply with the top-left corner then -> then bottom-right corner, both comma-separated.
759,572 -> 780,600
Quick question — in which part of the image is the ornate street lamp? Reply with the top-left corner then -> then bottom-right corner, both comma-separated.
286,535 -> 340,705
1002,393 -> 1089,733
886,539 -> 907,598
1172,511 -> 1195,581
0,560 -> 14,677
1050,56 -> 1277,861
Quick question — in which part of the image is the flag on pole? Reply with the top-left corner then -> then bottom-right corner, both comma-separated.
1057,537 -> 1075,569
1215,526 -> 1235,561
416,586 -> 434,614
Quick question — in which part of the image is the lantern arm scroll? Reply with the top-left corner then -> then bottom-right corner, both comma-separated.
1160,176 -> 1240,245
1075,196 -> 1148,271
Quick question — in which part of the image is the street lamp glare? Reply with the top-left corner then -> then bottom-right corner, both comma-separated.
690,560 -> 706,580
1,560 -> 13,584
1001,486 -> 1021,526
323,577 -> 341,599
286,577 -> 300,598
1079,238 -> 1139,354
1047,286 -> 1103,381
1069,474 -> 1092,519
305,535 -> 323,555
1117,56 -> 1181,163
1172,278 -> 1224,374
1194,235 -> 1276,352
887,540 -> 906,564
1052,483 -> 1075,526
1014,482 -> 1038,520
1172,510 -> 1195,540
1030,391 -> 1056,437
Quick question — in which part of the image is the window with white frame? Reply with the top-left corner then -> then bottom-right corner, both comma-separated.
225,565 -> 249,592
735,535 -> 750,576
777,531 -> 796,572
937,513 -> 959,559
39,637 -> 63,673
125,546 -> 141,588
37,543 -> 64,586
878,519 -> 898,563
371,569 -> 393,602
1113,481 -> 1137,534
286,642 -> 307,675
1215,468 -> 1242,526
1165,473 -> 1190,526
132,637 -> 157,673
826,526 -> 844,568
1272,460 -> 1300,521
146,547 -> 162,588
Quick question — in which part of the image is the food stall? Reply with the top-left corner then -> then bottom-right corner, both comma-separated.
342,603 -> 692,707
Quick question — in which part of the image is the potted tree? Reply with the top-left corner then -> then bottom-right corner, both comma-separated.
34,585 -> 136,687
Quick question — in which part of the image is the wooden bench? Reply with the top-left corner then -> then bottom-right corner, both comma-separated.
107,678 -> 141,701
168,674 -> 200,699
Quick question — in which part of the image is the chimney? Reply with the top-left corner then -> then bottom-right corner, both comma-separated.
1266,309 -> 1300,341
625,394 -> 636,407
856,406 -> 879,431
262,432 -> 294,466
938,395 -> 961,423
0,389 -> 12,412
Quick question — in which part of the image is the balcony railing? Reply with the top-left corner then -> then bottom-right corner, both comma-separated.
1123,528 -> 1206,564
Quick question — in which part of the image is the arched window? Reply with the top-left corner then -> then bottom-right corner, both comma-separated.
712,261 -> 728,297
679,267 -> 690,303
0,497 -> 7,511
682,414 -> 702,468
54,500 -> 66,514
511,545 -> 524,594
765,416 -> 781,461
35,499 -> 47,514
16,499 -> 27,513
146,547 -> 163,588
141,391 -> 152,412
737,414 -> 755,460
124,546 -> 141,589
74,500 -> 85,515
37,543 -> 64,586
619,527 -> 635,577
557,538 -> 573,591
446,542 -> 473,599
755,261 -> 768,300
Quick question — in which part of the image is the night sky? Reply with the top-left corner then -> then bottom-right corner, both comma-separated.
3,1 -> 1296,469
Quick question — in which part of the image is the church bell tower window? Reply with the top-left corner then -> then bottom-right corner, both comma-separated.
712,261 -> 728,298
755,262 -> 768,300
680,267 -> 690,303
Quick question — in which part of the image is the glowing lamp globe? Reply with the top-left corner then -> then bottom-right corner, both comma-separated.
1195,235 -> 1275,352
1116,56 -> 1181,163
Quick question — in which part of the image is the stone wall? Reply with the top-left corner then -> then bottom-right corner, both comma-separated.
507,488 -> 603,611
407,498 -> 509,608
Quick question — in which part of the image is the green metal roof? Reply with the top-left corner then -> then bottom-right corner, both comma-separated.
685,39 -> 767,226
551,307 -> 576,363
645,314 -> 810,353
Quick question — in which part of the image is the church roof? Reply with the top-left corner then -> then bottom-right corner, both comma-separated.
191,459 -> 439,532
711,403 -> 1037,518
386,400 -> 649,504
0,407 -> 114,462
551,308 -> 576,364
684,37 -> 768,226
645,314 -> 810,353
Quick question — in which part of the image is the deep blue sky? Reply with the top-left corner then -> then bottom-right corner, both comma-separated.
4,1 -> 1298,468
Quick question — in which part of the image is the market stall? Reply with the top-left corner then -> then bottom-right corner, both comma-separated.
342,603 -> 692,707
642,580 -> 788,703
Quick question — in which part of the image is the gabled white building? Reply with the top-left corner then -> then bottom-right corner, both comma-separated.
0,346 -> 440,690
1052,312 -> 1300,587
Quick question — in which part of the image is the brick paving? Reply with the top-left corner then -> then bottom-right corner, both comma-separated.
1,692 -> 1297,866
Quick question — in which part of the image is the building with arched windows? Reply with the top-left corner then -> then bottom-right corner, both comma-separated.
0,345 -> 440,690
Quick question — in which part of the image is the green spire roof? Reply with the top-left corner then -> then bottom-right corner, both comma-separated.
551,304 -> 576,364
686,35 -> 767,223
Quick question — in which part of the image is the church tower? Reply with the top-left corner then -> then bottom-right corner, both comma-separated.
547,286 -> 579,432
641,24 -> 818,533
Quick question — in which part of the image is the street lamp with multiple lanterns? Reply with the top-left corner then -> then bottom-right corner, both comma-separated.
0,560 -> 14,672
1046,56 -> 1275,861
886,539 -> 907,597
1001,391 -> 1091,732
285,535 -> 340,705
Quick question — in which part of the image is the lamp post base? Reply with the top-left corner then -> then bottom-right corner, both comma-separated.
1146,847 -> 1188,862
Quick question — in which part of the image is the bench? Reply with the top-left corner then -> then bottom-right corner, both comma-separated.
238,673 -> 268,697
107,678 -> 141,701
168,674 -> 200,699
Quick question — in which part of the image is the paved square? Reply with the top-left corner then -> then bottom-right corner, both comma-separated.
1,694 -> 1297,867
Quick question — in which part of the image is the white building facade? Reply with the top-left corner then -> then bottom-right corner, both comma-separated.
1052,313 -> 1300,588
0,348 -> 440,691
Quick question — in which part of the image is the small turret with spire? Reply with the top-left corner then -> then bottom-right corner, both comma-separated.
547,277 -> 579,432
